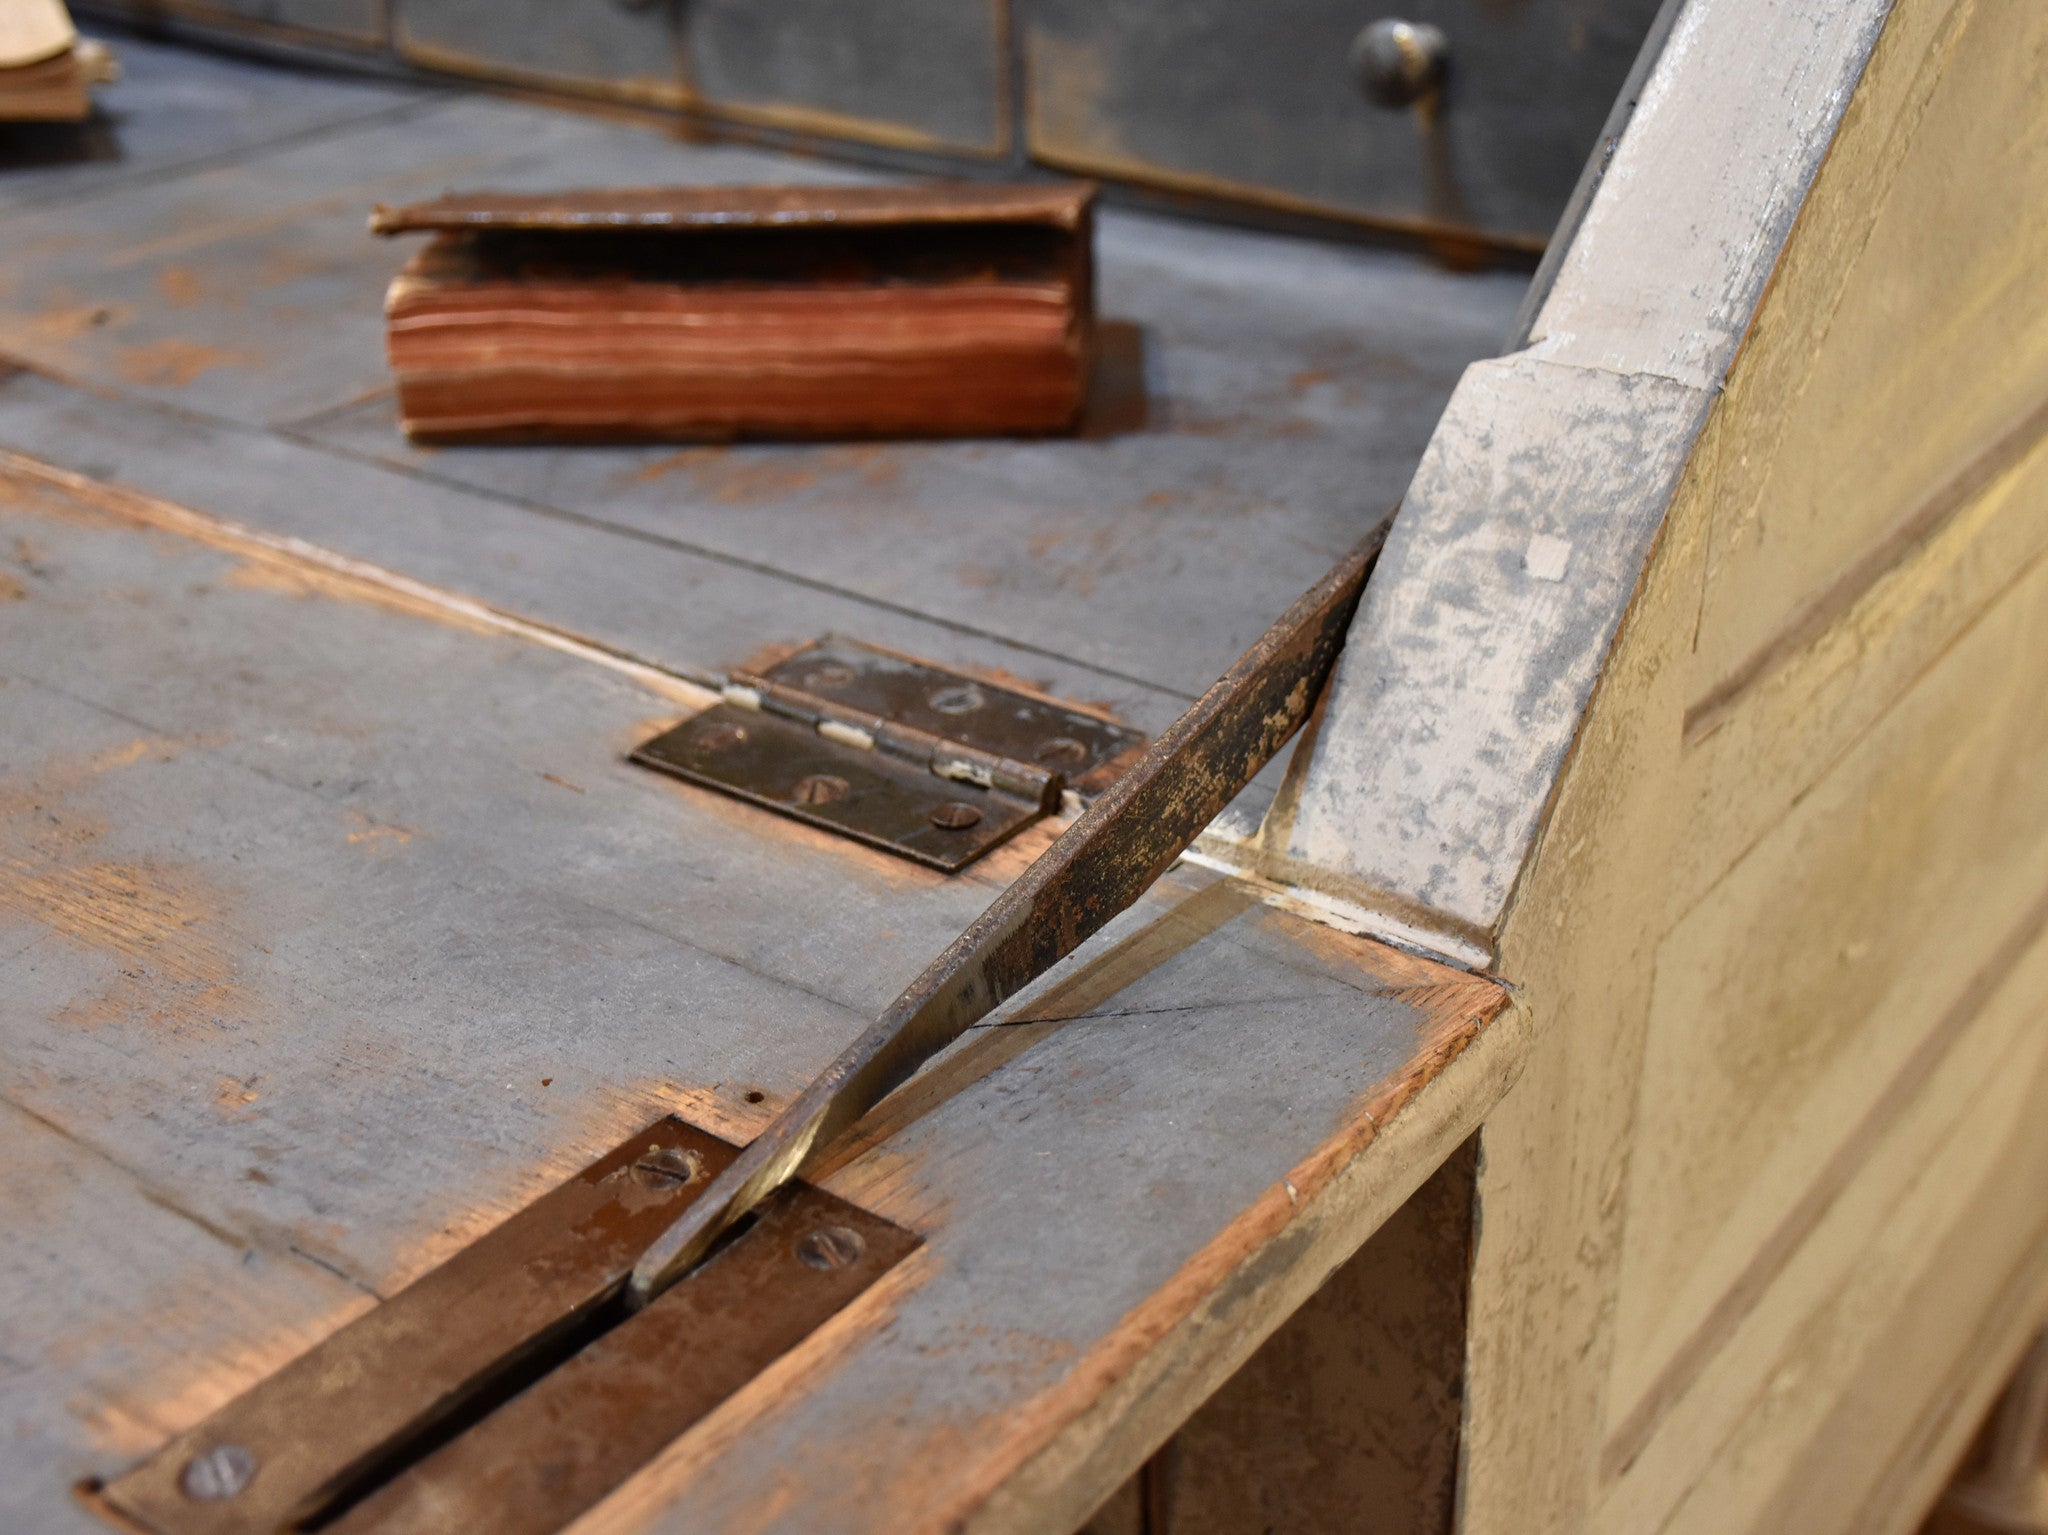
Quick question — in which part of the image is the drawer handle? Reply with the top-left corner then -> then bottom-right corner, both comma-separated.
1351,18 -> 1449,108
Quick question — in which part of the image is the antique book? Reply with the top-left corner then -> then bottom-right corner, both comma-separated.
369,183 -> 1097,443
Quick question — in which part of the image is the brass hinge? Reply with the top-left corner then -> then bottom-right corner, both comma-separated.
631,637 -> 1145,871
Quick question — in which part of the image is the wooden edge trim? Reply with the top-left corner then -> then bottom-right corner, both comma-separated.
953,985 -> 1528,1535
369,182 -> 1098,237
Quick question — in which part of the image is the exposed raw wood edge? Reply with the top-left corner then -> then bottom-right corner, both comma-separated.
1522,0 -> 1896,391
564,1247 -> 943,1535
1684,389 -> 2048,744
1021,126 -> 1547,258
1179,844 -> 1491,973
0,449 -> 725,711
955,990 -> 1527,1535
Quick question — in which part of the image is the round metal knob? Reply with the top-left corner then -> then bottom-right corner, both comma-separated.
1351,19 -> 1449,109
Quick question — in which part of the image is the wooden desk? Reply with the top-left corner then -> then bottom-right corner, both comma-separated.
0,35 -> 1521,1534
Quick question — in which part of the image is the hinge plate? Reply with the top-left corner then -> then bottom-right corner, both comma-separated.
632,638 -> 1145,872
98,1119 -> 919,1535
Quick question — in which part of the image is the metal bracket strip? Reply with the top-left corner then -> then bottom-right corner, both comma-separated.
98,1120 -> 919,1535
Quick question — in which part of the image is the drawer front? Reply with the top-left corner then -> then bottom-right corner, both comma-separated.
396,0 -> 683,106
684,0 -> 1007,156
88,0 -> 384,44
1022,0 -> 1663,246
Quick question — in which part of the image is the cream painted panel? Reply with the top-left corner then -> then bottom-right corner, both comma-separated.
1686,0 -> 2048,703
1610,551 -> 2048,1418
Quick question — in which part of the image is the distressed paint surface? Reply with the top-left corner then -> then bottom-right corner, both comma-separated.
0,463 -> 1511,1532
1278,355 -> 1708,944
0,42 -> 1522,720
1279,0 -> 1895,955
84,1 -> 383,43
1451,3 -> 2048,1535
1522,0 -> 1897,389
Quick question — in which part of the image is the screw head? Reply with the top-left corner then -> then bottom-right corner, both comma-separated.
795,1225 -> 866,1271
1034,736 -> 1089,768
1351,19 -> 1448,108
180,1444 -> 257,1502
790,774 -> 851,806
927,801 -> 984,831
694,721 -> 748,752
629,1145 -> 705,1189
927,683 -> 986,716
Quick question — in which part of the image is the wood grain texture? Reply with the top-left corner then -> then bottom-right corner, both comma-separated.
1455,3 -> 2048,1534
0,43 -> 1522,722
0,457 -> 1519,1532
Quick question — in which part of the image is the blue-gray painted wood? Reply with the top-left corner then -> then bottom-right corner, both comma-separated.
395,0 -> 684,104
0,485 -> 1499,1531
0,29 -> 430,213
84,0 -> 383,44
0,43 -> 1523,718
1020,0 -> 1668,247
684,0 -> 1009,154
0,371 -> 1191,735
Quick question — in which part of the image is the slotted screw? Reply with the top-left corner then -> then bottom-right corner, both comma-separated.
694,721 -> 747,752
180,1444 -> 257,1502
1035,736 -> 1088,768
927,683 -> 986,715
927,801 -> 984,831
804,661 -> 856,690
796,1225 -> 866,1271
630,1145 -> 705,1188
791,774 -> 851,806
1351,19 -> 1448,108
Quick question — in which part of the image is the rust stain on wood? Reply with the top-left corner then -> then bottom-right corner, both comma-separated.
153,267 -> 204,308
341,808 -> 418,851
6,297 -> 130,345
877,944 -> 1508,1535
615,443 -> 906,499
564,1246 -> 940,1535
0,739 -> 257,1037
70,1284 -> 376,1458
115,339 -> 264,389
